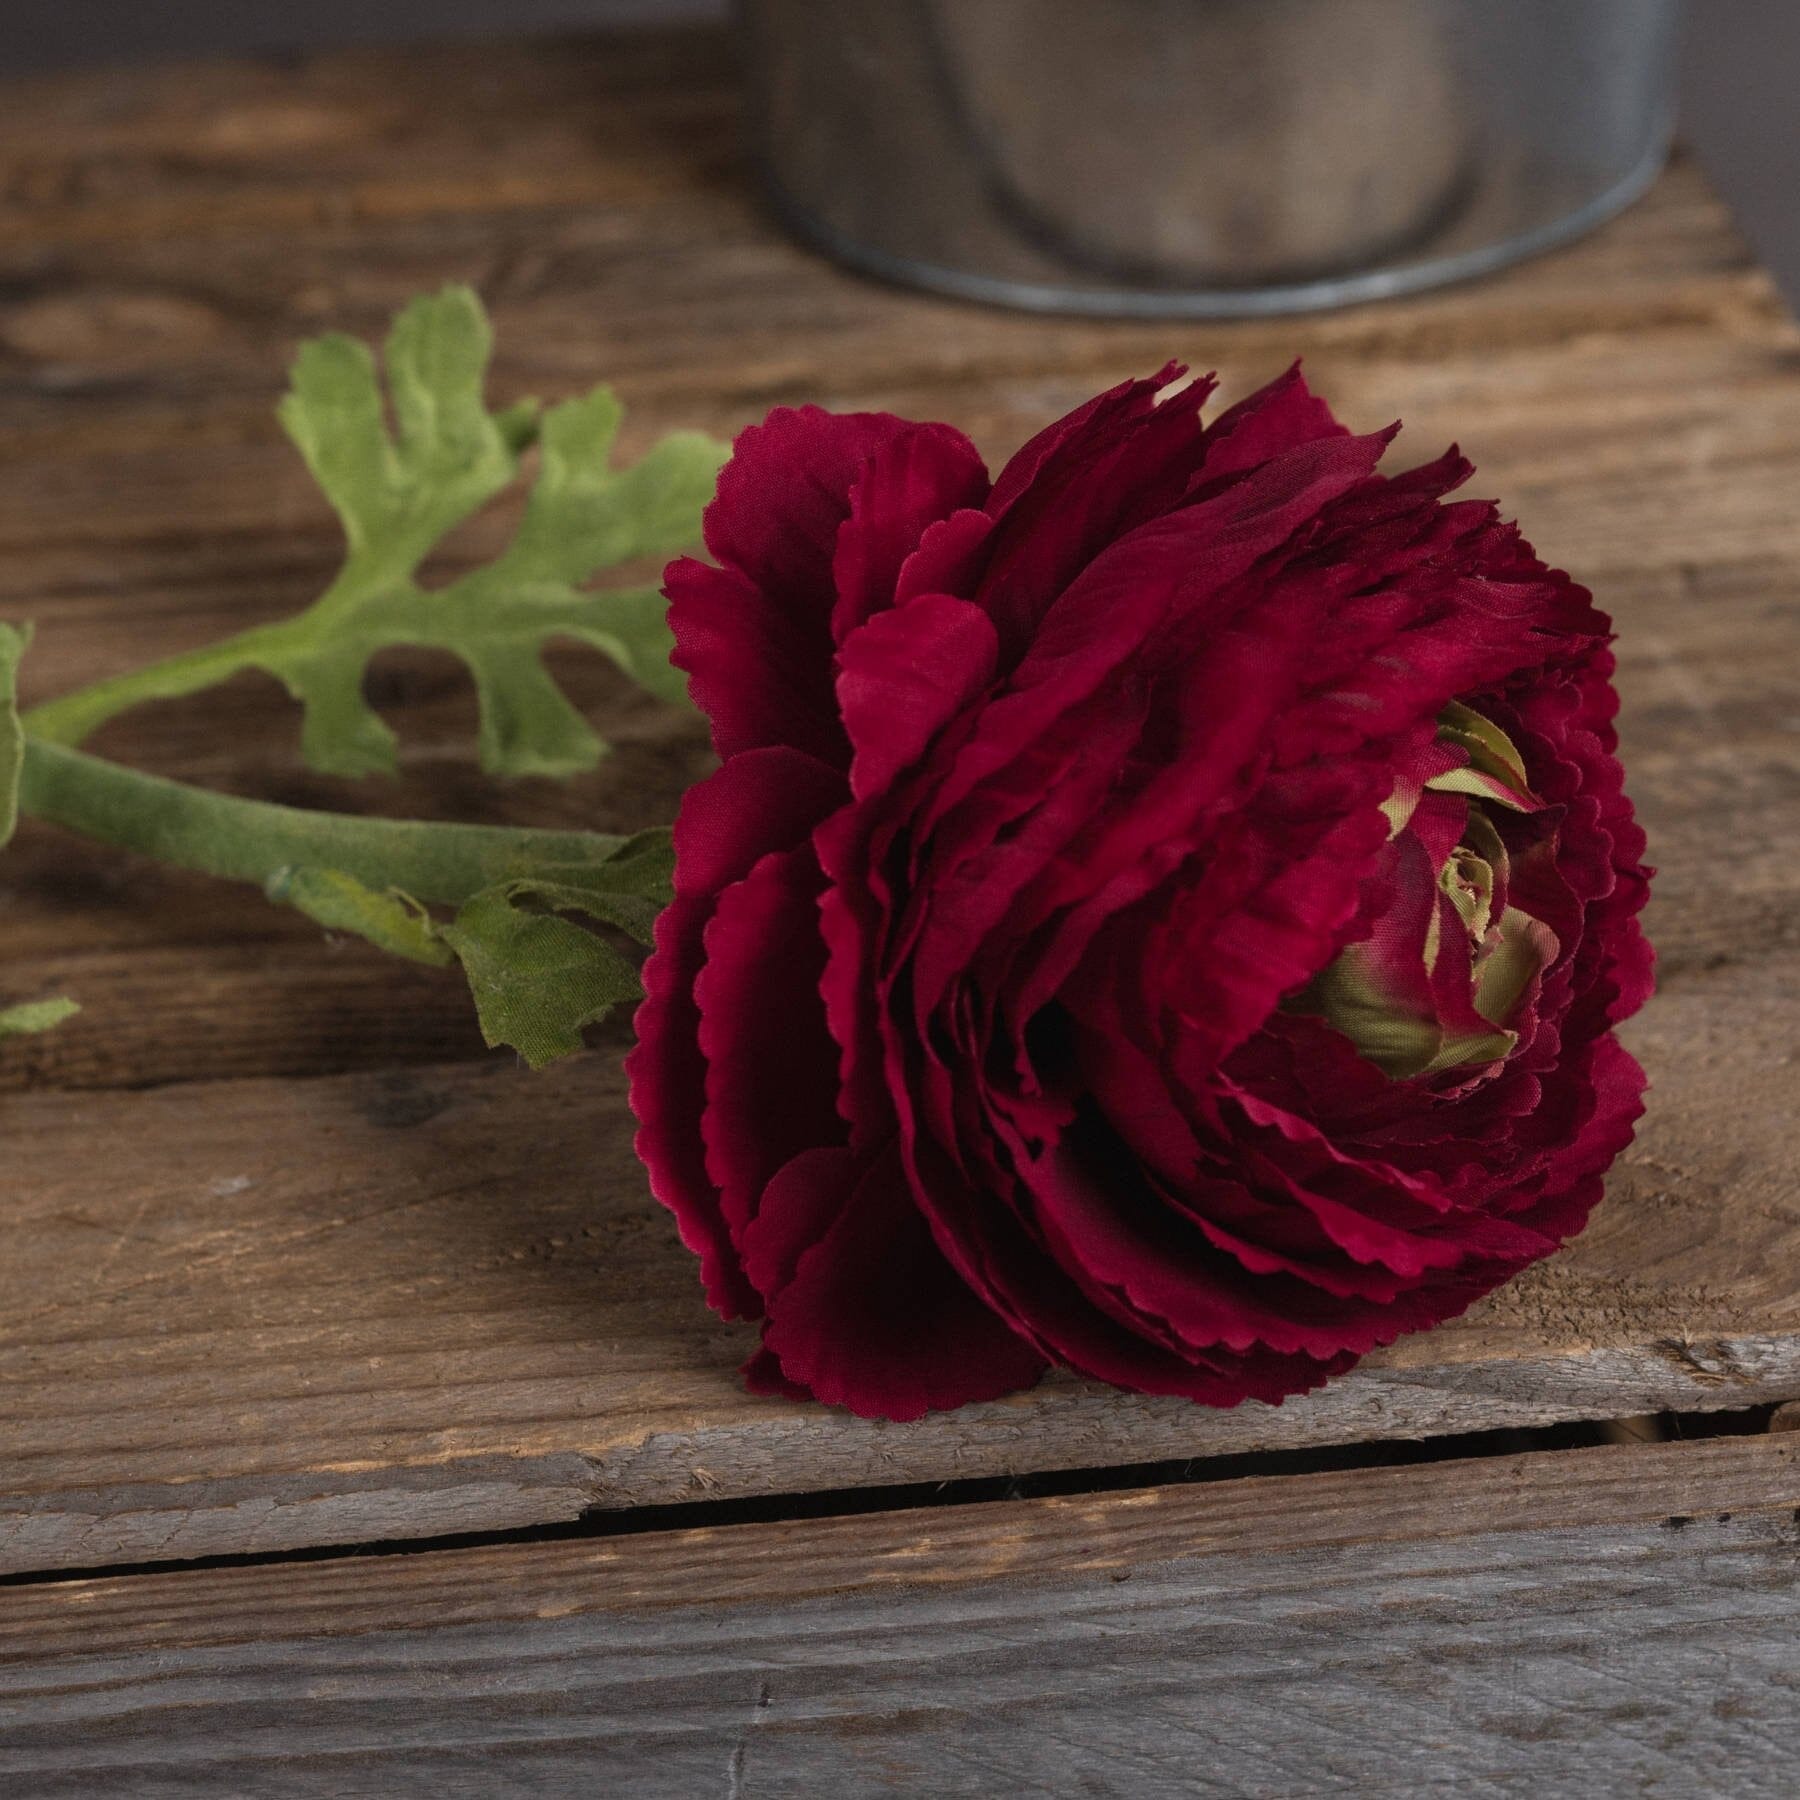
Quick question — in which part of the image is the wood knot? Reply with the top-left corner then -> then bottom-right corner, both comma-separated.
2,290 -> 230,368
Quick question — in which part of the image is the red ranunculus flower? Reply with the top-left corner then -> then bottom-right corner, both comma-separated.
628,367 -> 1653,1420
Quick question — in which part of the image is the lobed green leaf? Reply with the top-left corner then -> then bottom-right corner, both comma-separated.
264,286 -> 724,777
437,891 -> 644,1070
26,286 -> 728,780
264,827 -> 674,1068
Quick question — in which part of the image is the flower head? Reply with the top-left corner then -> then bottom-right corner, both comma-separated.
629,367 -> 1653,1419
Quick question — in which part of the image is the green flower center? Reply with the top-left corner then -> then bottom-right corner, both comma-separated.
1292,703 -> 1560,1082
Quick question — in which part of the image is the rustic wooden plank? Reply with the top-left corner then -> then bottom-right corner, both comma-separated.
3,938 -> 1797,1574
1,29 -> 1799,1572
11,1433 -> 1798,1655
3,1436 -> 1798,1795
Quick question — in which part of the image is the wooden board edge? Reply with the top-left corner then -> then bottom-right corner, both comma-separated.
3,1433 -> 1797,1666
588,1333 -> 1800,1507
0,1454 -> 598,1580
7,1333 -> 1798,1578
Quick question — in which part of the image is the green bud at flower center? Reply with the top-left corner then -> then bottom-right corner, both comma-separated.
1290,703 -> 1560,1082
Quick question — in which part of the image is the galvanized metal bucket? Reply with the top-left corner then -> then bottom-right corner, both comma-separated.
740,0 -> 1682,316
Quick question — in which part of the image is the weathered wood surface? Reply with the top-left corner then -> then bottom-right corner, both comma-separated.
1,31 -> 1799,1574
6,970 -> 1800,1578
4,1435 -> 1798,1795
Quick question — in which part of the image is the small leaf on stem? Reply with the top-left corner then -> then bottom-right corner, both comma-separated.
262,828 -> 674,1067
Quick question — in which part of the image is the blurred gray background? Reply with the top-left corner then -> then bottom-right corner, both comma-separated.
2,0 -> 1796,305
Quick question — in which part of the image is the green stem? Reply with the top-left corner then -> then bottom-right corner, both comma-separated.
17,736 -> 627,905
22,619 -> 299,748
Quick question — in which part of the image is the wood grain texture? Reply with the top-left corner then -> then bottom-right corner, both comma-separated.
4,1436 -> 1799,1796
1,30 -> 1799,1573
3,958 -> 1798,1575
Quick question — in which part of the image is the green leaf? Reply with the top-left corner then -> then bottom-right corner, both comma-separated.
437,889 -> 644,1070
262,828 -> 673,1068
264,865 -> 454,967
265,287 -> 726,777
436,829 -> 670,1065
1,621 -> 28,847
24,287 -> 728,778
277,291 -> 522,564
0,996 -> 80,1037
478,826 -> 675,937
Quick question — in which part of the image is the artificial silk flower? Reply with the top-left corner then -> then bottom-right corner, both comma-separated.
631,366 -> 1653,1420
1,296 -> 1653,1425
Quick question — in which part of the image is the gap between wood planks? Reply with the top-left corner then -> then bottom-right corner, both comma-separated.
3,1397 -> 1781,1593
